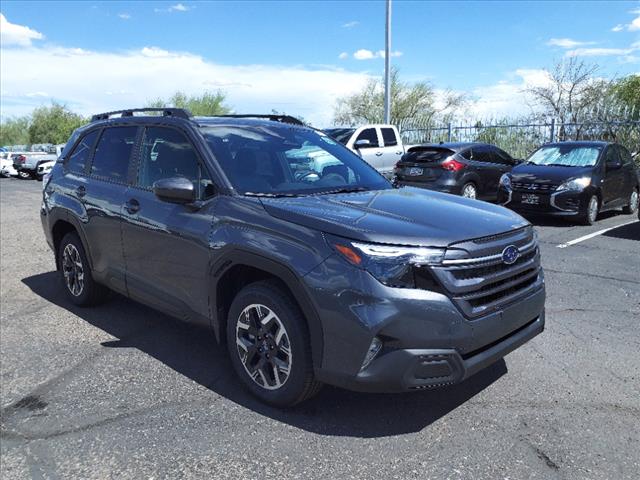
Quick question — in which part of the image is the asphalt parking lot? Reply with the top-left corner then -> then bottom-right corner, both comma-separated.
1,177 -> 639,480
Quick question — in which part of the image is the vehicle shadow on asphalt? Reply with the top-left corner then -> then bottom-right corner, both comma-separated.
520,210 -> 620,227
603,220 -> 640,241
23,271 -> 507,438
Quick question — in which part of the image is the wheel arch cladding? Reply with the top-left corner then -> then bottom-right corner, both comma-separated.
51,217 -> 92,270
211,250 -> 324,371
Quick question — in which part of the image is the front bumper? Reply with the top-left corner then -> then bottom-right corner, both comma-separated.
498,187 -> 588,217
306,254 -> 546,393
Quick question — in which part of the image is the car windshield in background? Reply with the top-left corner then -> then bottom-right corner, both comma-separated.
200,126 -> 390,196
527,145 -> 602,167
322,128 -> 356,145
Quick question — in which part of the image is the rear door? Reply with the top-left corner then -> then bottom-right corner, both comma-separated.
380,127 -> 404,172
601,145 -> 625,207
465,145 -> 498,198
483,146 -> 515,199
353,128 -> 384,171
83,125 -> 139,293
121,125 -> 216,321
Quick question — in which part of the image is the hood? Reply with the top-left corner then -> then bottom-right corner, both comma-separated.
261,187 -> 528,247
510,163 -> 594,185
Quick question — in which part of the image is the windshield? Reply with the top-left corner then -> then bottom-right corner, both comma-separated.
200,125 -> 390,196
322,128 -> 356,145
526,145 -> 602,167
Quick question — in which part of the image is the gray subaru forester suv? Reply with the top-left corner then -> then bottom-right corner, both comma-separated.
41,109 -> 545,406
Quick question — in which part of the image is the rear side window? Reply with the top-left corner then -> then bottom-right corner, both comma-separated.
66,130 -> 99,173
138,127 -> 214,200
90,127 -> 138,182
618,146 -> 633,166
472,145 -> 493,163
381,128 -> 398,147
495,148 -> 514,164
355,128 -> 380,148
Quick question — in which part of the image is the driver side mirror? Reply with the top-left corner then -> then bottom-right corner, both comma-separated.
354,139 -> 371,149
153,177 -> 196,204
606,161 -> 622,171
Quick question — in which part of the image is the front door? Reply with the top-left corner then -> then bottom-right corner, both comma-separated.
601,146 -> 624,208
354,127 -> 385,172
120,125 -> 216,322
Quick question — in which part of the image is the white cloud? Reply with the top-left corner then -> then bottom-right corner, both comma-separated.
612,24 -> 624,32
546,38 -> 595,48
338,52 -> 348,60
353,49 -> 402,60
0,13 -> 44,47
342,21 -> 359,28
629,15 -> 640,31
0,45 -> 370,126
118,13 -> 131,20
155,3 -> 191,13
565,45 -> 639,57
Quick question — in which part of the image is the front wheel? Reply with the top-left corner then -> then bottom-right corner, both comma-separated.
461,182 -> 477,199
622,188 -> 638,215
580,195 -> 599,225
17,170 -> 33,180
226,281 -> 321,407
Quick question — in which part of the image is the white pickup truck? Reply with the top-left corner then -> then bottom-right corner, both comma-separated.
323,124 -> 406,176
12,145 -> 64,179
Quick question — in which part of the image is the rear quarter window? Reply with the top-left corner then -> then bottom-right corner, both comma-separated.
381,128 -> 398,147
66,130 -> 99,174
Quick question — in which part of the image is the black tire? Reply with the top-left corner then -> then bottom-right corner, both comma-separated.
461,182 -> 478,199
622,188 -> 638,215
580,195 -> 599,225
17,170 -> 33,180
226,280 -> 322,407
58,232 -> 110,306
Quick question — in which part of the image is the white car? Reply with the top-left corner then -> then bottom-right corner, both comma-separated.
36,160 -> 56,180
323,124 -> 406,176
1,156 -> 18,177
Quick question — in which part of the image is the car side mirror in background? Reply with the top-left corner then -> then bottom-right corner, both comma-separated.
606,161 -> 622,171
153,177 -> 196,204
354,139 -> 371,149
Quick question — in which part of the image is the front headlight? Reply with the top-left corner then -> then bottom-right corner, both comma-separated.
556,176 -> 591,192
499,173 -> 511,189
328,236 -> 445,288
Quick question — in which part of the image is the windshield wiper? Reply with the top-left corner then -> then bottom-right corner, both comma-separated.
316,186 -> 370,195
243,192 -> 301,198
544,163 -> 573,167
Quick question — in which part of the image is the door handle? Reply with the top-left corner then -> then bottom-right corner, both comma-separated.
125,199 -> 140,214
396,151 -> 403,155
75,185 -> 86,198
375,152 -> 383,156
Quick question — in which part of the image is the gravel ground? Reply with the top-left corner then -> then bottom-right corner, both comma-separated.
1,178 -> 639,479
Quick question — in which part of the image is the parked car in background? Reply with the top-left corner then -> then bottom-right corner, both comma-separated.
498,141 -> 639,225
36,160 -> 56,181
323,125 -> 405,176
394,142 -> 519,200
41,108 -> 545,407
13,144 -> 64,179
1,153 -> 19,177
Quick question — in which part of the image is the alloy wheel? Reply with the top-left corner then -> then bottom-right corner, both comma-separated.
588,196 -> 599,223
62,244 -> 84,296
630,190 -> 639,213
462,184 -> 477,199
235,304 -> 292,390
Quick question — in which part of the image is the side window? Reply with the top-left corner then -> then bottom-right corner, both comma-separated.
604,146 -> 621,169
138,127 -> 214,200
472,146 -> 492,162
618,146 -> 633,166
355,128 -> 380,148
66,130 -> 99,174
90,127 -> 138,182
460,148 -> 472,160
380,128 -> 398,147
495,148 -> 514,164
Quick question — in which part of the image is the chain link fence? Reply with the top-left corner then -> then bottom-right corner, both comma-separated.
401,119 -> 640,161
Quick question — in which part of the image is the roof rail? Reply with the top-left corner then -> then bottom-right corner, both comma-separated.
213,114 -> 305,126
90,108 -> 192,122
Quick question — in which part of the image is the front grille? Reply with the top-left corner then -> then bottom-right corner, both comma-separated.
512,182 -> 558,192
432,228 -> 542,318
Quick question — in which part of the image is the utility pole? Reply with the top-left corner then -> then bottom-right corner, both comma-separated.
384,0 -> 392,124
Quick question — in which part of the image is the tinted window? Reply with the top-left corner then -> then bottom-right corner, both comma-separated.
66,130 -> 98,173
494,148 -> 514,164
604,146 -> 621,168
618,146 -> 633,166
381,128 -> 398,147
91,127 -> 137,182
355,128 -> 380,148
472,145 -> 493,162
323,128 -> 356,145
139,127 -> 214,200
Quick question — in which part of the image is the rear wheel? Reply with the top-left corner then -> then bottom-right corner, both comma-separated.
622,188 -> 638,214
58,232 -> 110,306
17,170 -> 33,180
580,195 -> 599,225
226,281 -> 321,407
461,183 -> 477,199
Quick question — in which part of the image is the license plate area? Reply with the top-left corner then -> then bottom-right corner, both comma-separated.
521,193 -> 540,205
408,167 -> 423,176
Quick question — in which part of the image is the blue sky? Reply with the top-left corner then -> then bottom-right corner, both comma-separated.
1,1 -> 639,124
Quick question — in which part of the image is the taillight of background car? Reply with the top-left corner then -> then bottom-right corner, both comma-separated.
17,155 -> 27,164
441,157 -> 466,171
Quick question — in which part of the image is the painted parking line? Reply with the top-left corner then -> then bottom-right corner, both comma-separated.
557,219 -> 639,248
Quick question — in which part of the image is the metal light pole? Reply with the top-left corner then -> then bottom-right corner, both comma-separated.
384,0 -> 392,124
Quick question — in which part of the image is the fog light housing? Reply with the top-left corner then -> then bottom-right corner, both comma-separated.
360,337 -> 383,371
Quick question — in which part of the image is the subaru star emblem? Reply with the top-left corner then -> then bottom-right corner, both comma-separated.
502,245 -> 520,265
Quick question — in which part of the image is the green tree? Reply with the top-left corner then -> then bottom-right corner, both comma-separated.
332,68 -> 464,130
0,116 -> 31,146
147,91 -> 231,116
610,74 -> 640,119
28,103 -> 86,145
